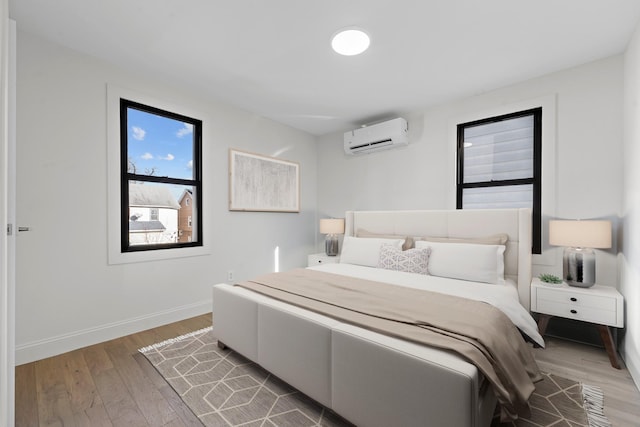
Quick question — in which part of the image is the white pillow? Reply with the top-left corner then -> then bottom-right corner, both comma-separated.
415,240 -> 506,285
377,244 -> 430,274
340,236 -> 405,267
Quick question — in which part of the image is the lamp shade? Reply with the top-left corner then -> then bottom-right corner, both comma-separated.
319,218 -> 345,235
549,220 -> 611,249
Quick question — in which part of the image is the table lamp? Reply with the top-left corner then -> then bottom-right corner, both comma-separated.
549,219 -> 612,287
319,218 -> 345,256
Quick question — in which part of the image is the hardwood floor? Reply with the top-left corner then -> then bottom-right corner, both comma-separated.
533,336 -> 640,427
15,314 -> 640,426
15,314 -> 211,427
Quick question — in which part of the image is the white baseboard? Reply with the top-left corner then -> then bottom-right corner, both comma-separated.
15,300 -> 211,365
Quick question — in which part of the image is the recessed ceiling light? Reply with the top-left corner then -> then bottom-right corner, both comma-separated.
331,28 -> 370,56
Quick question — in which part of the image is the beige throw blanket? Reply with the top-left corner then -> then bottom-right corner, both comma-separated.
236,268 -> 542,421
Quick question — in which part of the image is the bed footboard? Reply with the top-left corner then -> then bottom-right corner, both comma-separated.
332,324 -> 496,427
212,283 -> 496,427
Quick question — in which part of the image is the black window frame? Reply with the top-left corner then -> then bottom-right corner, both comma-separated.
456,107 -> 542,254
120,98 -> 203,253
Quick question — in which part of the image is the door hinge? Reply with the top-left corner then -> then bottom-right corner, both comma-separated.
6,223 -> 12,236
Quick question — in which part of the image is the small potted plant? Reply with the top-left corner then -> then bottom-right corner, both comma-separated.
539,273 -> 563,284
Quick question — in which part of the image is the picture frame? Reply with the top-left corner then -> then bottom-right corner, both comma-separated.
229,149 -> 300,212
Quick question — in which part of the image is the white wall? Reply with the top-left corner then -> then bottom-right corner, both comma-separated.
318,55 -> 623,289
622,20 -> 640,390
14,30 -> 318,364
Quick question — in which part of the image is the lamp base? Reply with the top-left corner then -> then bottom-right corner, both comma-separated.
566,281 -> 595,288
563,247 -> 596,288
325,235 -> 339,256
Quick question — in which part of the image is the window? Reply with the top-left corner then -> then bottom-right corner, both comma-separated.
120,98 -> 202,252
456,108 -> 542,253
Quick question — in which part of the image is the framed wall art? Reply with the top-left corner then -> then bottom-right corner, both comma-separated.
229,149 -> 300,212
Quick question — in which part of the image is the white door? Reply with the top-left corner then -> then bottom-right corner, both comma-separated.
0,15 -> 16,427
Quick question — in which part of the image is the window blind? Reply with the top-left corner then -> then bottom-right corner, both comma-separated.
463,115 -> 534,184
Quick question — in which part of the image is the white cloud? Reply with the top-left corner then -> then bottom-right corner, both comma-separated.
132,126 -> 146,141
176,123 -> 193,138
161,153 -> 175,161
187,160 -> 193,169
141,152 -> 153,160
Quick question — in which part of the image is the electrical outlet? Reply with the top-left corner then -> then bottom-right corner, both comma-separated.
227,270 -> 234,281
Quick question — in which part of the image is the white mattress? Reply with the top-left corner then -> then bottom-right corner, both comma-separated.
308,263 -> 544,347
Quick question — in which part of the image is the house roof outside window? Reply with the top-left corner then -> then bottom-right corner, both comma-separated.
129,220 -> 166,232
129,183 -> 180,209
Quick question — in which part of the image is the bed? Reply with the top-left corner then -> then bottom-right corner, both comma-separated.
211,208 -> 542,427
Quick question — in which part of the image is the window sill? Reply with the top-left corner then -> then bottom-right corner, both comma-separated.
108,244 -> 210,265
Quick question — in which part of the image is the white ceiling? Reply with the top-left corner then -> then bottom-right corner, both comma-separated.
9,0 -> 640,136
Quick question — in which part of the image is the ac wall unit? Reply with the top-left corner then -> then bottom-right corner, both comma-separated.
344,117 -> 409,155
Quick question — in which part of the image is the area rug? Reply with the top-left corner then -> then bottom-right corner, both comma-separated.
139,326 -> 611,427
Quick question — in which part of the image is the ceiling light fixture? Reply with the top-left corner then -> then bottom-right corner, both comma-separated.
331,28 -> 370,56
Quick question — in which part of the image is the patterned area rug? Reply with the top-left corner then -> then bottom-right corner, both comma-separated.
491,374 -> 611,427
139,326 -> 611,427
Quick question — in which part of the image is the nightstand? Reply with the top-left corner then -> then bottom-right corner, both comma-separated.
531,278 -> 624,369
308,252 -> 340,267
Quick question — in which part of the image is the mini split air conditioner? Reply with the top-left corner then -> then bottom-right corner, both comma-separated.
343,117 -> 409,155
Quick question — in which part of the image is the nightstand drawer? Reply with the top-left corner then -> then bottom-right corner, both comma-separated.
535,299 -> 617,325
537,287 -> 617,311
308,253 -> 340,267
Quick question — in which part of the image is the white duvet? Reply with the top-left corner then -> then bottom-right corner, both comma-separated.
308,263 -> 545,347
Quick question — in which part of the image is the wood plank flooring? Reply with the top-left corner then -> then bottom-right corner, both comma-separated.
533,335 -> 640,427
15,314 -> 640,426
15,314 -> 211,427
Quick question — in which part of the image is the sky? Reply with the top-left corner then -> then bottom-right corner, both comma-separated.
126,106 -> 197,203
127,107 -> 195,181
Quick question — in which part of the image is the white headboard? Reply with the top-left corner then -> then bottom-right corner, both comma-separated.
344,208 -> 533,311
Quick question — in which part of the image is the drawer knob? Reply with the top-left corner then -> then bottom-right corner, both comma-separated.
570,297 -> 577,302
570,309 -> 577,314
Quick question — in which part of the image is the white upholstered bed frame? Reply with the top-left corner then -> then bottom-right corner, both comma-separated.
212,208 -> 533,427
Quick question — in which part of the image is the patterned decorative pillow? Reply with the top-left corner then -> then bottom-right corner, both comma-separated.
377,244 -> 430,274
